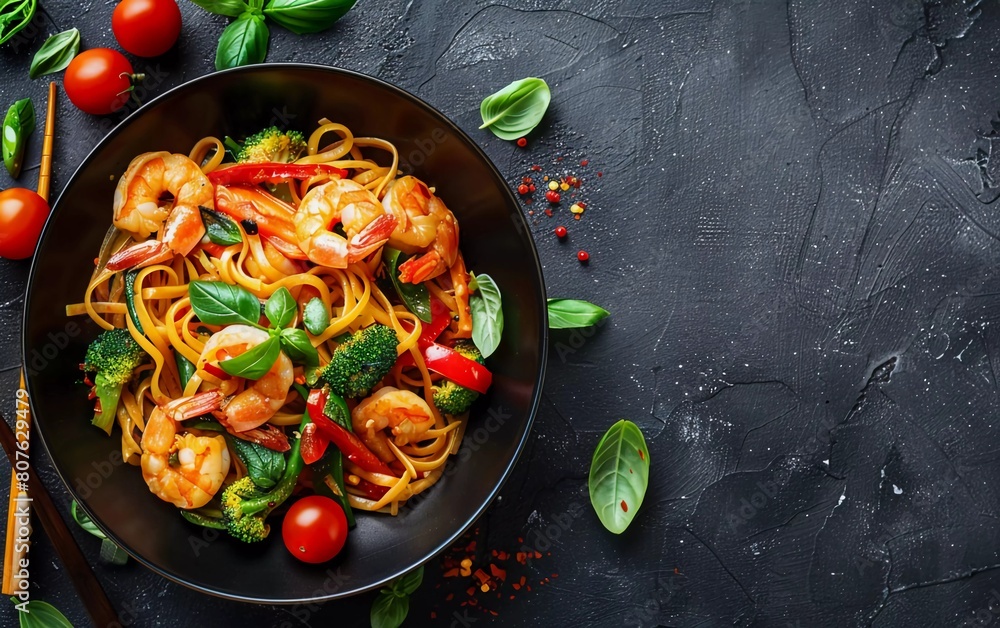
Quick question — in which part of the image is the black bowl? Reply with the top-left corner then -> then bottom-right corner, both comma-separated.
22,64 -> 547,603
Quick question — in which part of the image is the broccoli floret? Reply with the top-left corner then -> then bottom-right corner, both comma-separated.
221,429 -> 304,542
82,329 -> 146,435
236,127 -> 307,164
432,341 -> 484,416
317,324 -> 399,398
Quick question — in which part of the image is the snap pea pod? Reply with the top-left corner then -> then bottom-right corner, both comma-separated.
2,97 -> 34,178
0,0 -> 36,46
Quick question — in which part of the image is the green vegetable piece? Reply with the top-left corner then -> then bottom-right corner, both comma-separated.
469,273 -> 503,358
180,509 -> 227,530
264,286 -> 296,329
99,538 -> 129,565
371,566 -> 423,628
432,340 -> 483,416
0,0 -> 37,46
302,297 -> 329,335
316,324 -> 399,398
13,598 -> 73,628
383,247 -> 432,323
226,435 -> 286,489
70,500 -> 105,539
263,0 -> 357,35
199,205 -> 242,246
279,327 -> 319,367
189,0 -> 250,17
215,10 -> 269,71
236,126 -> 307,163
322,389 -> 351,430
174,349 -> 196,389
546,298 -> 610,329
29,28 -> 79,79
123,269 -> 144,335
303,396 -> 355,527
83,329 -> 147,434
189,279 -> 262,327
2,97 -> 34,179
219,335 -> 280,379
588,419 -> 650,534
479,77 -> 551,140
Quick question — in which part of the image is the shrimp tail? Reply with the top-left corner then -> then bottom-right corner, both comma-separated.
398,251 -> 443,283
107,240 -> 174,271
347,213 -> 398,262
165,391 -> 224,421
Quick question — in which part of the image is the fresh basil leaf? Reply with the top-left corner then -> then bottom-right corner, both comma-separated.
219,335 -> 280,379
199,205 -> 242,246
546,298 -> 610,329
70,500 -> 105,539
226,434 -> 286,489
99,538 -> 129,565
393,565 -> 424,596
383,247 -> 432,323
263,0 -> 356,35
370,590 -> 409,628
28,28 -> 79,79
588,419 -> 650,534
124,269 -> 144,335
265,286 -> 296,329
190,0 -> 250,17
322,390 -> 351,430
469,273 -> 503,358
303,297 -> 329,335
0,0 -> 37,46
479,77 -> 551,141
15,599 -> 73,628
180,508 -> 227,529
174,349 -> 196,389
215,10 -> 269,71
280,327 -> 319,367
2,97 -> 34,179
189,280 -> 262,326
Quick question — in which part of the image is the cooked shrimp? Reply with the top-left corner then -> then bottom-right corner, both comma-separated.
141,392 -> 231,509
108,152 -> 212,270
352,387 -> 435,456
198,325 -> 295,432
381,176 -> 459,283
294,179 -> 397,268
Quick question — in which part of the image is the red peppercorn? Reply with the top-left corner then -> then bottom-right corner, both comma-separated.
554,226 -> 567,238
577,250 -> 590,262
529,184 -> 536,192
516,137 -> 528,148
517,184 -> 529,195
545,190 -> 561,203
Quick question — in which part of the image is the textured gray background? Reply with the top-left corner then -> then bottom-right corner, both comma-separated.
4,0 -> 1000,626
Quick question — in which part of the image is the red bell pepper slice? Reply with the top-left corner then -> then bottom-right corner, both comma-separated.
396,297 -> 454,368
300,422 -> 330,465
306,388 -> 395,477
353,478 -> 389,501
421,343 -> 492,394
207,163 -> 348,186
202,362 -> 231,381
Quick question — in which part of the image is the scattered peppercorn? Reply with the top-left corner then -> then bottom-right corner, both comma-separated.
545,190 -> 560,203
516,137 -> 528,148
554,225 -> 567,239
578,250 -> 590,263
518,184 -> 529,195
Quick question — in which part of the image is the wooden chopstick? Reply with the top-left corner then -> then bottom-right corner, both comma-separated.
37,82 -> 56,203
1,372 -> 29,596
0,411 -> 120,626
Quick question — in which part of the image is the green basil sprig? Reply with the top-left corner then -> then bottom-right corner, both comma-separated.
547,298 -> 610,329
199,205 -> 243,246
0,0 -> 37,46
479,77 -> 551,141
189,0 -> 250,17
383,247 -> 432,323
264,285 -> 296,328
190,280 -> 262,326
303,297 -> 329,335
225,436 -> 286,488
2,97 -> 33,178
589,420 -> 650,534
469,273 -> 503,358
215,9 -> 269,71
219,335 -> 280,379
280,328 -> 319,366
70,500 -> 104,539
264,0 -> 356,34
29,28 -> 79,79
70,500 -> 129,565
370,565 -> 423,628
12,599 -> 73,628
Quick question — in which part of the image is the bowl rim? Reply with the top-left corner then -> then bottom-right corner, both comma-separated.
23,62 -> 549,603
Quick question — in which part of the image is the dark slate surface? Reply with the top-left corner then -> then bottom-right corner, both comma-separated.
3,0 -> 1000,625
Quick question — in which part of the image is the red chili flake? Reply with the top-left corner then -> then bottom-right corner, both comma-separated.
516,137 -> 528,148
554,225 -> 567,238
552,573 -> 559,578
580,159 -> 589,166
597,171 -> 603,177
578,250 -> 590,263
528,210 -> 534,216
572,178 -> 582,188
510,595 -> 516,600
517,184 -> 529,195
512,583 -> 521,591
577,202 -> 587,209
544,208 -> 553,217
444,568 -> 461,577
573,215 -> 580,221
490,611 -> 499,617
620,500 -> 628,512
528,184 -> 536,192
638,449 -> 645,461
490,564 -> 506,581
545,190 -> 561,203
534,552 -> 542,559
446,593 -> 455,601
474,568 -> 490,585
466,587 -> 476,597
531,165 -> 542,171
431,612 -> 437,619
556,156 -> 563,162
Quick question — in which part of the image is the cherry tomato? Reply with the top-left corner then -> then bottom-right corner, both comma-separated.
282,496 -> 348,564
64,49 -> 135,115
112,0 -> 182,58
0,188 -> 49,260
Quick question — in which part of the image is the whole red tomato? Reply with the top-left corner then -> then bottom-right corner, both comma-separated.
281,496 -> 348,564
0,188 -> 50,260
112,0 -> 182,58
64,49 -> 135,116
